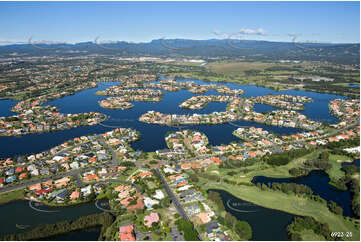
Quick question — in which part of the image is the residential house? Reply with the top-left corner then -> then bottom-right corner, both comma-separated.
5,175 -> 16,183
144,212 -> 159,227
5,168 -> 14,176
70,190 -> 80,200
56,189 -> 68,201
54,177 -> 70,188
206,221 -> 220,234
81,185 -> 92,197
153,190 -> 165,200
119,225 -> 135,241
70,161 -> 79,169
143,197 -> 159,209
19,172 -> 28,180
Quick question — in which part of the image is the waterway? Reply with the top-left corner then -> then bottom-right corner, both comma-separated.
252,170 -> 353,217
0,79 -> 345,158
0,200 -> 101,237
0,78 -> 349,240
208,189 -> 295,241
342,159 -> 360,168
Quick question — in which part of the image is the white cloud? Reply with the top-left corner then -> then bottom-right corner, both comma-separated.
212,29 -> 228,39
239,28 -> 266,36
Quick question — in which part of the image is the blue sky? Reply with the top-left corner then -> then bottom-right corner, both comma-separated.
0,1 -> 359,45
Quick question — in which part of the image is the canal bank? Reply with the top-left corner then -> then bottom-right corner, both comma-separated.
0,79 -> 345,158
252,170 -> 353,217
203,183 -> 359,241
0,200 -> 101,237
39,227 -> 101,241
208,189 -> 295,241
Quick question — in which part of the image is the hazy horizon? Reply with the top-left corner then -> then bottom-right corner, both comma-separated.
0,1 -> 359,45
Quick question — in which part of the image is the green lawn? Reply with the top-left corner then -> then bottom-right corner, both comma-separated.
216,149 -> 323,184
0,189 -> 25,204
203,183 -> 360,241
214,149 -> 353,186
300,229 -> 326,241
327,154 -> 351,182
207,61 -> 278,75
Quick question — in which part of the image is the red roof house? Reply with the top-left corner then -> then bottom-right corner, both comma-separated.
119,225 -> 135,241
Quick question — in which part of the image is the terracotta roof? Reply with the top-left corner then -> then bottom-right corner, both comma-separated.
181,163 -> 191,169
29,183 -> 41,191
119,225 -> 135,241
177,181 -> 187,187
85,174 -> 99,181
127,197 -> 145,210
15,167 -> 25,173
197,212 -> 211,224
138,172 -> 152,177
70,190 -> 80,199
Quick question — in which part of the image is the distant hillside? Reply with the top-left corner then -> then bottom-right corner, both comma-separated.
0,39 -> 359,64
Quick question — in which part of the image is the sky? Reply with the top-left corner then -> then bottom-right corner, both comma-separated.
0,1 -> 359,45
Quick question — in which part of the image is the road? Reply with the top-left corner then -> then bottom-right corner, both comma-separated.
154,169 -> 189,220
98,137 -> 119,166
1,118 -> 358,194
154,168 -> 202,241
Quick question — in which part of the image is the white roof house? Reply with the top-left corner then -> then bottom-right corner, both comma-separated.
153,190 -> 165,200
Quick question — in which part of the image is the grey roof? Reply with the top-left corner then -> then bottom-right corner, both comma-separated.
56,189 -> 68,199
206,221 -> 219,234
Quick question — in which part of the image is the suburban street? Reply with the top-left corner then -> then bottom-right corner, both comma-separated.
154,168 -> 202,241
1,119 -> 358,195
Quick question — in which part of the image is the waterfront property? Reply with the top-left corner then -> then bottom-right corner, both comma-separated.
0,77 -> 359,241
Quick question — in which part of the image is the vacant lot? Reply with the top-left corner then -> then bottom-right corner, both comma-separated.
207,61 -> 272,74
206,61 -> 301,76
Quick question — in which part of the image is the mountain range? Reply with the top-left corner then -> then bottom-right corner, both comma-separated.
0,39 -> 359,64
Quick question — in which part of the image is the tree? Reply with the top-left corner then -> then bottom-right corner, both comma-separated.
234,221 -> 252,240
188,173 -> 199,183
319,150 -> 329,161
208,191 -> 224,210
175,219 -> 199,241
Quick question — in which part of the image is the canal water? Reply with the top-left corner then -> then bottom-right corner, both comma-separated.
0,79 -> 345,158
0,99 -> 17,117
253,103 -> 277,113
252,170 -> 353,217
0,200 -> 101,238
342,159 -> 360,168
208,189 -> 295,241
0,79 -> 352,240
